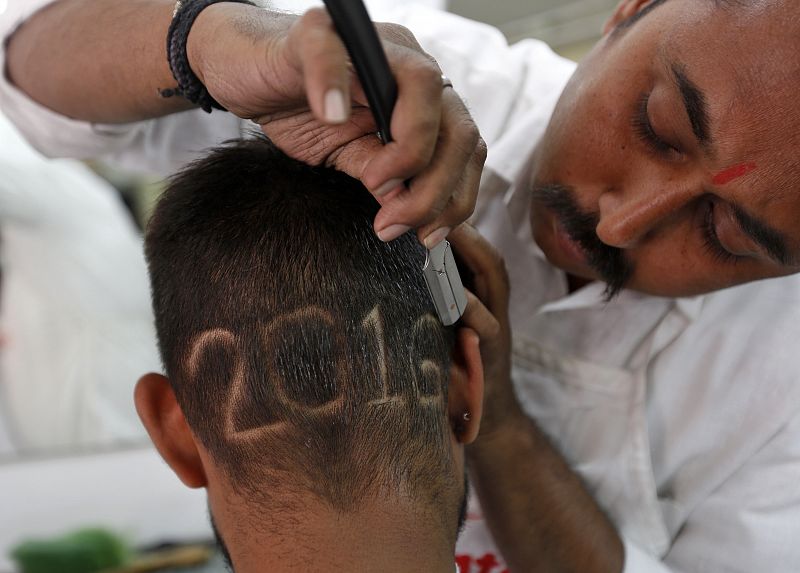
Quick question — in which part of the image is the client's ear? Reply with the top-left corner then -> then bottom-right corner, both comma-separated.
135,373 -> 207,489
448,327 -> 484,444
603,0 -> 655,34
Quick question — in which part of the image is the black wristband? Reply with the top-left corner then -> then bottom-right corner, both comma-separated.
161,0 -> 256,113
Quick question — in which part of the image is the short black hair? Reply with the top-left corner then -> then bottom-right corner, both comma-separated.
144,138 -> 457,516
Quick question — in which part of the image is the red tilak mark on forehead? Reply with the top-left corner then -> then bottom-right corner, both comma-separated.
712,162 -> 757,186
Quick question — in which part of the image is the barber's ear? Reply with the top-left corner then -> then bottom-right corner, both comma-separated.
134,373 -> 207,489
603,0 -> 655,34
448,327 -> 484,444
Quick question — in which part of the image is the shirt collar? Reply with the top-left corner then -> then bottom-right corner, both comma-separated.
539,282 -> 706,328
673,295 -> 705,320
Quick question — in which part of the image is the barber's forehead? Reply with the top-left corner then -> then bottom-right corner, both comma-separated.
664,1 -> 800,152
672,0 -> 800,75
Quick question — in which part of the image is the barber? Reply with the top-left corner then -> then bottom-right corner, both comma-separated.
6,1 -> 800,572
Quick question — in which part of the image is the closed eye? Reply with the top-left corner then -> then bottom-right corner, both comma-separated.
700,200 -> 743,265
632,92 -> 681,158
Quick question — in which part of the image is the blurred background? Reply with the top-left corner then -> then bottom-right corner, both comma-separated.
0,0 -> 616,571
451,0 -> 616,60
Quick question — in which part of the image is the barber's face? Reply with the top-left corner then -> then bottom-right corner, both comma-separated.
530,0 -> 800,297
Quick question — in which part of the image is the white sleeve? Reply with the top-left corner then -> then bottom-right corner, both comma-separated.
374,5 -> 575,185
1,3 -> 574,176
376,5 -> 576,148
621,408 -> 800,573
0,0 -> 245,176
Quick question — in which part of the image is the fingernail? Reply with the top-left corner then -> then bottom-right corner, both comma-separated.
373,178 -> 404,197
424,226 -> 451,249
377,224 -> 411,242
324,89 -> 347,123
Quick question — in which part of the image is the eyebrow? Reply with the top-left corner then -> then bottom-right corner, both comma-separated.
671,65 -> 712,150
731,204 -> 795,266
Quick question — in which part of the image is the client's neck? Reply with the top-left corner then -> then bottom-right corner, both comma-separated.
211,489 -> 456,573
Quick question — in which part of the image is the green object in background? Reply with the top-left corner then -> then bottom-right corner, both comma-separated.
10,528 -> 132,573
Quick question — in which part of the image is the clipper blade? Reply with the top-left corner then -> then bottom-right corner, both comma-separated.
423,241 -> 468,326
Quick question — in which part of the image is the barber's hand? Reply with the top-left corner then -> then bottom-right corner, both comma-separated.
449,225 -> 525,441
188,5 -> 486,245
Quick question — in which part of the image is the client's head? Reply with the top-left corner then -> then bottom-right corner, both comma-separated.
135,138 -> 484,573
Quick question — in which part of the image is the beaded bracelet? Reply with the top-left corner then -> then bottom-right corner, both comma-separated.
160,0 -> 256,113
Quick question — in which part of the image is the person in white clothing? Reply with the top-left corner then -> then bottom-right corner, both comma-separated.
3,0 -> 800,571
0,110 -> 160,454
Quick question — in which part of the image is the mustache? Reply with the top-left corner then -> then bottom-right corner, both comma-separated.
531,184 -> 633,300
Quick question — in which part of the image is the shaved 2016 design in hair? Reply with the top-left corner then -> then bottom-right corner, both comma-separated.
145,138 -> 458,513
184,305 -> 446,444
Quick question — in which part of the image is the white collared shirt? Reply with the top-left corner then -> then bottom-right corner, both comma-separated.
4,3 -> 800,572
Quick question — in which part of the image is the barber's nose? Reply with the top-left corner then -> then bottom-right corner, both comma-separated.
595,182 -> 696,249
